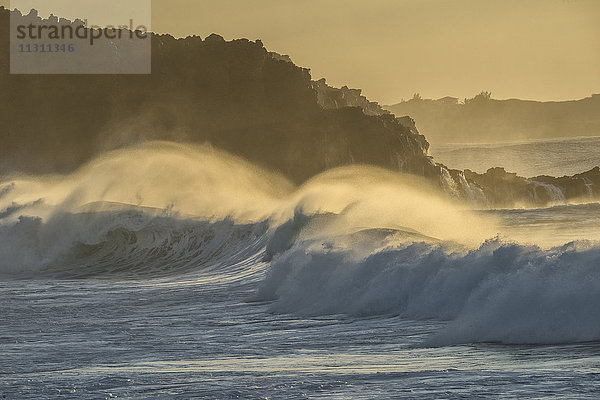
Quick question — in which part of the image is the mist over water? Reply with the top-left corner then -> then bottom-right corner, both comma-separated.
0,141 -> 498,275
0,141 -> 293,223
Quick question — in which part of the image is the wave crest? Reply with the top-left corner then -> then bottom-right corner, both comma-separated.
256,231 -> 600,345
0,207 -> 268,278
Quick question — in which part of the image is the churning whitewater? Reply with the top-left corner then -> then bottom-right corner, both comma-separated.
2,141 -> 599,350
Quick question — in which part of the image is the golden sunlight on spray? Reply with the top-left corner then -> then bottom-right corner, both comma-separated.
0,142 -> 498,248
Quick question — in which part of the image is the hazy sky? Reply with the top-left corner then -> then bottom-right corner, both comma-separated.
4,0 -> 599,104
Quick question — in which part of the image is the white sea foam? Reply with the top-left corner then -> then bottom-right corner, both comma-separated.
257,228 -> 600,344
1,141 -> 598,345
0,208 -> 268,278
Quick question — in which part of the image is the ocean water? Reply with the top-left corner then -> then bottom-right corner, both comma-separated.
431,136 -> 600,177
1,142 -> 600,399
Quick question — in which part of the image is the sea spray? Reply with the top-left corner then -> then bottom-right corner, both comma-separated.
258,231 -> 600,344
2,141 -> 599,345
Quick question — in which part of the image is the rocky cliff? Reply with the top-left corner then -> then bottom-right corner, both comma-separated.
1,7 -> 598,208
0,7 -> 433,184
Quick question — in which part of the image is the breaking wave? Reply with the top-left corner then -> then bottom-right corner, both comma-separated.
258,224 -> 600,345
0,207 -> 270,279
1,141 -> 599,345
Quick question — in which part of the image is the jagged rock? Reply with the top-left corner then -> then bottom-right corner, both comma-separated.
1,7 -> 597,208
0,8 -> 432,185
312,78 -> 389,117
462,167 -> 600,207
268,52 -> 293,64
532,167 -> 600,200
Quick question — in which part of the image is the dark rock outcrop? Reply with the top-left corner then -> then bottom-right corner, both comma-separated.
533,167 -> 600,202
1,7 -> 598,208
0,7 -> 432,184
312,78 -> 388,117
461,167 -> 600,207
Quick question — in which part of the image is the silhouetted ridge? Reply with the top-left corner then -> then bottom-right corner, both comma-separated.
0,7 -> 432,184
1,7 -> 599,207
385,92 -> 600,144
